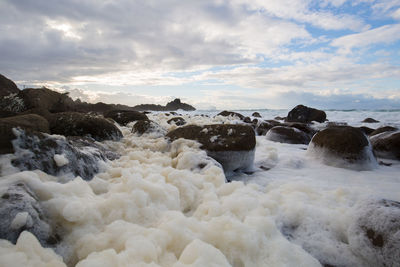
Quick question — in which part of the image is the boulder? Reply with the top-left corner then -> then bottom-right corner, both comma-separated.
104,110 -> 148,125
362,118 -> 379,123
0,114 -> 50,154
0,74 -> 19,98
286,105 -> 326,123
266,126 -> 311,145
167,117 -> 186,126
217,111 -> 245,120
132,120 -> 166,137
167,124 -> 256,173
165,98 -> 195,111
274,116 -> 286,121
255,121 -> 275,136
307,126 -> 376,170
0,182 -> 59,246
348,199 -> 400,267
252,112 -> 262,118
50,112 -> 122,141
243,116 -> 252,123
370,131 -> 400,160
358,126 -> 375,135
10,129 -> 116,180
369,126 -> 397,137
283,122 -> 316,137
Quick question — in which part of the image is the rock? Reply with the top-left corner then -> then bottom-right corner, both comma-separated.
165,98 -> 195,111
252,112 -> 262,118
50,112 -> 122,141
217,111 -> 245,120
308,126 -> 376,170
167,117 -> 186,126
369,126 -> 397,137
362,118 -> 379,123
274,116 -> 286,121
283,122 -> 316,137
266,126 -> 311,145
132,120 -> 166,137
348,199 -> 400,267
104,110 -> 148,125
167,124 -> 256,173
358,126 -> 375,135
22,88 -> 75,113
255,121 -> 275,136
0,110 -> 17,118
0,114 -> 50,154
0,182 -> 58,246
286,105 -> 326,123
243,116 -> 252,123
10,129 -> 115,180
370,131 -> 400,160
326,121 -> 347,127
0,74 -> 19,98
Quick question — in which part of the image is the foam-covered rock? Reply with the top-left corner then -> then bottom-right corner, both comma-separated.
216,111 -> 245,120
266,126 -> 311,145
286,105 -> 326,123
132,120 -> 166,137
307,126 -> 376,170
167,124 -> 255,173
167,117 -> 186,126
50,112 -> 122,141
370,130 -> 400,160
348,199 -> 400,267
104,110 -> 148,125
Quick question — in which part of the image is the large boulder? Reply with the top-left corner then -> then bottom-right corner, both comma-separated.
0,182 -> 58,246
0,114 -> 50,154
167,124 -> 256,173
266,126 -> 311,145
348,199 -> 400,267
132,120 -> 166,137
104,110 -> 148,125
370,131 -> 400,160
286,105 -> 326,123
216,111 -> 245,120
307,126 -> 376,170
0,74 -> 19,98
165,98 -> 195,111
50,112 -> 122,141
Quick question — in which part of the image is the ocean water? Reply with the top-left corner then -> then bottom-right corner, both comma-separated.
0,109 -> 399,267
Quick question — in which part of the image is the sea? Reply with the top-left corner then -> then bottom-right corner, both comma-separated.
0,109 -> 399,267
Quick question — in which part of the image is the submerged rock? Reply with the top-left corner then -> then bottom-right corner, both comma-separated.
266,126 -> 311,145
370,131 -> 400,160
362,118 -> 379,123
307,126 -> 376,170
358,126 -> 375,135
286,105 -> 326,123
0,183 -> 58,246
104,110 -> 148,125
167,117 -> 186,126
167,124 -> 256,173
348,199 -> 400,267
132,120 -> 166,137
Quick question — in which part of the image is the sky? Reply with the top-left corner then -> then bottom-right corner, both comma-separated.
0,0 -> 400,110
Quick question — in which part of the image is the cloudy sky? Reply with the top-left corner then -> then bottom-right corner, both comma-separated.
1,0 -> 400,109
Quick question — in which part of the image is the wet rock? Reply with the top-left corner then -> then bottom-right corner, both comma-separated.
167,117 -> 186,126
252,112 -> 262,118
362,118 -> 379,123
358,126 -> 375,135
167,124 -> 256,173
369,126 -> 397,137
0,74 -> 19,98
217,111 -> 245,120
326,122 -> 347,127
243,116 -> 252,123
308,126 -> 376,170
370,131 -> 400,160
0,114 -> 50,154
348,199 -> 400,267
0,110 -> 17,118
255,121 -> 275,136
50,112 -> 122,141
104,110 -> 148,125
286,105 -> 326,123
0,183 -> 58,246
132,120 -> 166,137
266,126 -> 311,145
11,129 -> 114,180
274,116 -> 286,121
283,122 -> 317,138
165,98 -> 195,111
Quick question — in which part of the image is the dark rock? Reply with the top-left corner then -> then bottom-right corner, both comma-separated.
11,129 -> 115,180
369,126 -> 397,137
308,126 -> 376,169
165,98 -> 195,111
104,110 -> 148,125
256,121 -> 275,136
362,118 -> 379,123
167,124 -> 255,173
243,116 -> 252,123
274,116 -> 286,121
286,105 -> 326,123
132,120 -> 166,136
0,74 -> 19,98
50,112 -> 122,141
283,122 -> 316,137
326,122 -> 347,127
348,199 -> 400,267
0,110 -> 17,118
252,112 -> 262,118
217,111 -> 245,120
358,126 -> 375,135
0,182 -> 58,246
370,131 -> 400,160
167,117 -> 186,126
0,114 -> 50,154
266,126 -> 311,145
22,88 -> 75,113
